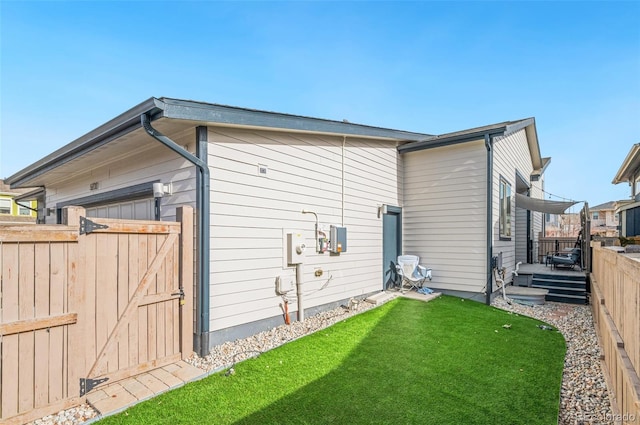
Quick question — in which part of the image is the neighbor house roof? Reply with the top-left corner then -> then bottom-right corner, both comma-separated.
397,117 -> 547,175
590,201 -> 617,211
6,97 -> 432,188
612,143 -> 640,184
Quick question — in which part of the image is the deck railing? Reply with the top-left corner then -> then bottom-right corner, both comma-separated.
590,243 -> 640,424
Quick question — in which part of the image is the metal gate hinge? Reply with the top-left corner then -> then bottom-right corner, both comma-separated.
79,217 -> 109,235
80,377 -> 109,396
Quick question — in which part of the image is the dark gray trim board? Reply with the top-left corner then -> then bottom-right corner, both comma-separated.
55,181 -> 158,209
158,98 -> 431,141
397,117 -> 535,154
485,135 -> 494,305
7,99 -> 163,188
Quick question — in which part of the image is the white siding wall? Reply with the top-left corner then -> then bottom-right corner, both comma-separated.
492,129 -> 540,285
515,206 -> 528,263
530,176 -> 544,261
402,140 -> 487,293
43,132 -> 198,223
207,128 -> 400,332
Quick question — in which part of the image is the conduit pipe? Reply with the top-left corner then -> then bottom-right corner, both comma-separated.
296,263 -> 304,322
141,114 -> 211,355
302,209 -> 319,253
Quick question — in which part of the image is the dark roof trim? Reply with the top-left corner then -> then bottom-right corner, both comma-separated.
13,187 -> 45,202
7,98 -> 163,188
157,97 -> 431,140
398,118 -> 536,154
7,97 -> 431,188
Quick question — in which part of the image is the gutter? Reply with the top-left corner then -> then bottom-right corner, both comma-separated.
141,114 -> 211,356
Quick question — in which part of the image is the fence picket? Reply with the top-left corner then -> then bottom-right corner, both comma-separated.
0,206 -> 193,424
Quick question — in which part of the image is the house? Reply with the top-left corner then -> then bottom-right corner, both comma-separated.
588,201 -> 619,237
544,212 -> 581,237
612,143 -> 640,237
5,97 -> 552,355
0,179 -> 39,224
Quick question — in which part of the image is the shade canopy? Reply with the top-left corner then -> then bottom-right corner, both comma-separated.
514,193 -> 578,214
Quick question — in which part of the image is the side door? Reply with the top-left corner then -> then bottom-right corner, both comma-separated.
382,206 -> 402,290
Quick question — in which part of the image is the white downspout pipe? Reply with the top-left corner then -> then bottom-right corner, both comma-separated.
296,263 -> 304,322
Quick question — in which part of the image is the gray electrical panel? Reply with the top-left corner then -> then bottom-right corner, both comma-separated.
330,226 -> 347,254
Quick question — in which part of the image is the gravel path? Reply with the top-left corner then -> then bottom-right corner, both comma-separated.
28,295 -> 614,424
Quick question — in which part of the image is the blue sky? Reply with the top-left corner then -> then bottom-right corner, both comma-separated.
1,1 -> 638,208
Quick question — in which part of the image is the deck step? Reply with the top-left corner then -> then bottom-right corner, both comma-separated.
531,272 -> 587,304
545,293 -> 588,304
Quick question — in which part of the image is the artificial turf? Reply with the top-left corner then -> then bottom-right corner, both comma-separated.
97,295 -> 566,424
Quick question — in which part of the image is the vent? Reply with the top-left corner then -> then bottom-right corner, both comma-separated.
258,164 -> 268,176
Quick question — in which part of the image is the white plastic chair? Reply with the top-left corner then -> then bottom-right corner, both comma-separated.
396,255 -> 432,292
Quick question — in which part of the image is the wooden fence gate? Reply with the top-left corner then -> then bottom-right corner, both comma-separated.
0,206 -> 194,424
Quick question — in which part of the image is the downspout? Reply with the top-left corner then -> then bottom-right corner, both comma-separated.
485,134 -> 494,306
141,114 -> 211,356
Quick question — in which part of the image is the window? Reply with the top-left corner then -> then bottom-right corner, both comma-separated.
499,178 -> 511,239
0,198 -> 11,215
18,202 -> 32,215
592,212 -> 599,220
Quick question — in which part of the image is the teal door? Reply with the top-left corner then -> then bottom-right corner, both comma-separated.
382,207 -> 402,289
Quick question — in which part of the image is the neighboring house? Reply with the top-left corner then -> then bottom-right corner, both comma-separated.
545,212 -> 581,238
6,97 -> 552,354
0,179 -> 39,224
588,201 -> 619,237
612,143 -> 640,237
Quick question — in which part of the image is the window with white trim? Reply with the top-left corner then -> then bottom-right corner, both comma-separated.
499,178 -> 512,239
0,198 -> 11,215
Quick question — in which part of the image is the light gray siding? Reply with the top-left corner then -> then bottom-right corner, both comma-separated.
515,206 -> 528,263
492,128 -> 543,285
402,140 -> 487,294
42,132 -> 198,224
207,128 -> 400,332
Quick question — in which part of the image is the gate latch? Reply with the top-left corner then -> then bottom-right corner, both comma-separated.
172,288 -> 186,305
79,217 -> 109,235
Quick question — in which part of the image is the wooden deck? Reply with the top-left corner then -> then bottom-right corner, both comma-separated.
516,263 -> 587,278
514,263 -> 587,304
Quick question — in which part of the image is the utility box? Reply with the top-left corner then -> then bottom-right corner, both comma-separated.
330,226 -> 347,254
286,232 -> 306,264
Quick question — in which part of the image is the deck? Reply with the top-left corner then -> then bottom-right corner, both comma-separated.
514,263 -> 587,304
516,263 -> 587,278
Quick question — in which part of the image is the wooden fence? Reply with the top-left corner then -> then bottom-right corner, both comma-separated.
0,206 -> 194,424
536,236 -> 578,264
591,243 -> 640,424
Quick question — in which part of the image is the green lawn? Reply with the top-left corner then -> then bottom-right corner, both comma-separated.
98,296 -> 566,424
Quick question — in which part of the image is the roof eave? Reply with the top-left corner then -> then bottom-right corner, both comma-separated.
7,97 -> 163,188
158,97 -> 430,141
612,143 -> 640,184
8,97 -> 431,188
397,127 -> 507,154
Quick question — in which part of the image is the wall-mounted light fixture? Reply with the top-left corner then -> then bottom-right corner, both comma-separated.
152,182 -> 172,198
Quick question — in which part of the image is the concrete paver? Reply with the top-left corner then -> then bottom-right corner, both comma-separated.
86,360 -> 207,420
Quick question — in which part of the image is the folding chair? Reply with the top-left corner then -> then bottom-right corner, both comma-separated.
396,255 -> 432,292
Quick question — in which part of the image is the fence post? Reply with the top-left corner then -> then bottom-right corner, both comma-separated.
176,206 -> 194,359
63,206 -> 87,397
